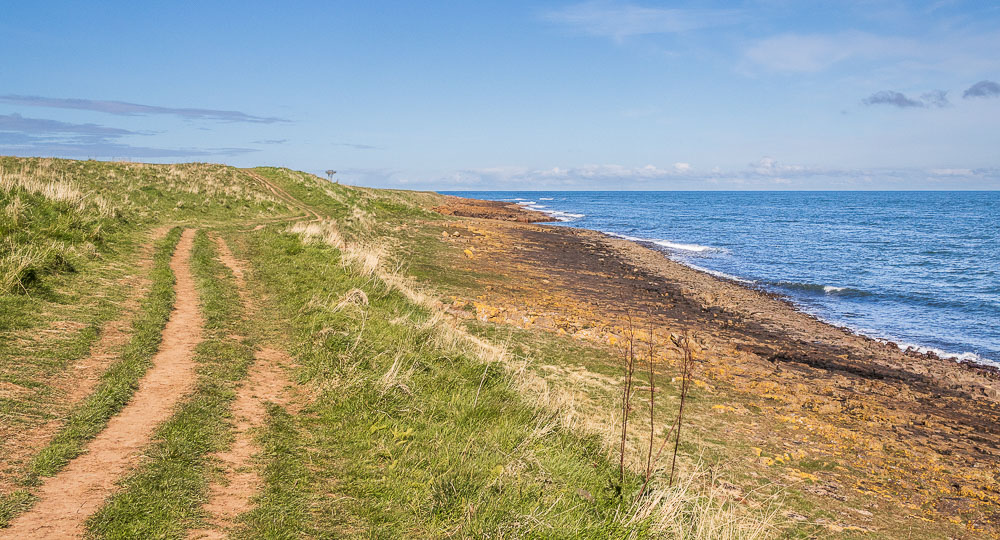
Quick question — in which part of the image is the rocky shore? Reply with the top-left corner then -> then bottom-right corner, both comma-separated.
432,196 -> 1000,535
432,195 -> 556,223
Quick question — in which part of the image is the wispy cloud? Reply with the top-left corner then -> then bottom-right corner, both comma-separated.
862,89 -> 949,108
744,32 -> 913,73
0,112 -> 255,158
336,142 -> 379,150
750,157 -> 814,175
963,80 -> 1000,98
543,1 -> 739,40
0,113 -> 138,143
252,139 -> 288,144
929,168 -> 974,176
0,94 -> 289,123
450,159 -> 830,187
864,91 -> 922,107
0,141 -> 257,158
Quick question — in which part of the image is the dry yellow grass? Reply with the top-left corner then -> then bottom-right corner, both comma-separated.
287,216 -> 781,538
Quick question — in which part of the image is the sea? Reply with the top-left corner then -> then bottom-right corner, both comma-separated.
443,191 -> 1000,367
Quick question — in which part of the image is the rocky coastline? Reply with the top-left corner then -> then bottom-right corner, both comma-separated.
432,194 -> 1000,534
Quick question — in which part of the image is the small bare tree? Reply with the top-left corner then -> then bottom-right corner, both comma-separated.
325,169 -> 337,183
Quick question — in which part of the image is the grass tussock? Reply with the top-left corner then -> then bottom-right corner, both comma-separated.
625,467 -> 780,539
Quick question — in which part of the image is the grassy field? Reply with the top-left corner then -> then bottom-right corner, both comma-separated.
8,155 -> 956,538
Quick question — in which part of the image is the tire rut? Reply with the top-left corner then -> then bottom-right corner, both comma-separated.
242,169 -> 326,221
1,228 -> 203,539
0,227 -> 167,493
187,236 -> 296,539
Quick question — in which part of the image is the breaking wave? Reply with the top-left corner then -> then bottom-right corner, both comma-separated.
604,232 -> 721,253
772,281 -> 872,297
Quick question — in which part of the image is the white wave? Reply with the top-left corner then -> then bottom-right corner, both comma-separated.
516,201 -> 535,205
605,232 -> 645,242
651,240 -> 715,253
685,263 -> 756,284
606,232 -> 652,242
544,210 -> 585,221
603,232 -> 751,282
539,197 -> 554,200
881,340 -> 996,367
604,232 -> 718,253
515,202 -> 585,221
824,285 -> 847,293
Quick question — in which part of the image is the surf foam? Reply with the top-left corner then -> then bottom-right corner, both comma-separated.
605,232 -> 718,253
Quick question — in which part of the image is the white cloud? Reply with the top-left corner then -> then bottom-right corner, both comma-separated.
673,162 -> 692,172
751,157 -> 810,175
543,1 -> 740,41
929,168 -> 973,176
744,32 -> 914,72
340,161 -> 1000,191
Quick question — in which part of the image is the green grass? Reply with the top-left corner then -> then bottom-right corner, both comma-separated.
86,230 -> 255,538
30,229 -> 183,477
5,156 -> 930,536
0,156 -> 302,529
236,403 -> 311,538
0,157 -> 293,296
233,226 -> 652,537
0,228 -> 182,526
251,166 -> 443,228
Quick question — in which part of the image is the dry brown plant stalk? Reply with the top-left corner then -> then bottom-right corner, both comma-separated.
617,311 -> 637,488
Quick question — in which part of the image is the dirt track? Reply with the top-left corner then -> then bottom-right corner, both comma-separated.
188,236 -> 295,539
2,229 -> 202,539
0,228 -> 165,493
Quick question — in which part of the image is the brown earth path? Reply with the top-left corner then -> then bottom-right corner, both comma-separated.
242,169 -> 324,222
188,236 -> 296,540
1,228 -> 203,539
0,227 -> 167,493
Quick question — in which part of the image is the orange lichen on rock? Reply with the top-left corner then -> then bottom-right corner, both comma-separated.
410,211 -> 1000,536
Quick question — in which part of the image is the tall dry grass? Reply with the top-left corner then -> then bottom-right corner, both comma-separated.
0,164 -> 118,219
287,217 -> 781,537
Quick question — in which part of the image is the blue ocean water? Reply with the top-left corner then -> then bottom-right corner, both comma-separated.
445,191 -> 1000,366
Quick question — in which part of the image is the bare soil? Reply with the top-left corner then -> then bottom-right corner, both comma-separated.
0,228 -> 166,493
2,228 -> 203,539
188,236 -> 295,539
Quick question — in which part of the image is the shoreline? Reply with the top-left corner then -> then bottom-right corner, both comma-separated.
463,193 -> 998,371
623,234 -> 998,370
593,228 -> 1000,386
429,192 -> 1000,533
433,191 -> 1000,399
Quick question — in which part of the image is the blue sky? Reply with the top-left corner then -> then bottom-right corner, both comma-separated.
1,1 -> 998,190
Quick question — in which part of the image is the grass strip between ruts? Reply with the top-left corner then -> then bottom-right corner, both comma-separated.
86,229 -> 255,538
